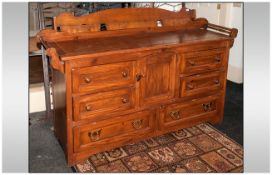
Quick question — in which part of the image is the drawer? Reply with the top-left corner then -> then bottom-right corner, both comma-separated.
180,71 -> 224,97
73,110 -> 155,152
73,88 -> 135,121
180,48 -> 224,74
72,61 -> 136,93
160,95 -> 221,130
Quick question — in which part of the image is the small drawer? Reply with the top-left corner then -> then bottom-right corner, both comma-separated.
180,71 -> 224,97
73,110 -> 155,152
73,88 -> 135,121
72,61 -> 136,93
160,95 -> 221,130
180,48 -> 224,74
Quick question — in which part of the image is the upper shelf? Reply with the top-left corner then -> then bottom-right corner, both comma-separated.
53,7 -> 196,32
37,7 -> 238,63
37,7 -> 237,41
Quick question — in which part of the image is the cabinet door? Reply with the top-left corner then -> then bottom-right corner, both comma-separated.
139,50 -> 176,106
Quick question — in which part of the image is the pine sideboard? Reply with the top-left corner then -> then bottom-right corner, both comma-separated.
37,7 -> 238,165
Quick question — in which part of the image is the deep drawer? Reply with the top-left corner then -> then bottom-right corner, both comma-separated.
73,110 -> 155,152
180,71 -> 224,97
73,87 -> 135,121
180,48 -> 225,74
72,61 -> 136,93
159,95 -> 221,130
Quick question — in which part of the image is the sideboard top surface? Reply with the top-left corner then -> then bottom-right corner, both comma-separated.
45,29 -> 230,60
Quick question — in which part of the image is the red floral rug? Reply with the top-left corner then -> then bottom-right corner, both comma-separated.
74,123 -> 243,173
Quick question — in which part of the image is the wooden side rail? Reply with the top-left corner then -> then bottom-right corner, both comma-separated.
206,23 -> 238,47
46,48 -> 65,73
206,23 -> 238,38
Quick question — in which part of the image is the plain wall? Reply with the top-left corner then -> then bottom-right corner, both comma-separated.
226,4 -> 243,83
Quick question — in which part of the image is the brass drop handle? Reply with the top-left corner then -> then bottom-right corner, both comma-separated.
214,79 -> 220,84
121,97 -> 129,103
202,102 -> 213,112
215,57 -> 221,62
188,60 -> 196,66
170,111 -> 181,120
136,73 -> 143,81
84,77 -> 91,83
85,105 -> 91,111
122,71 -> 128,78
132,119 -> 143,129
88,128 -> 102,141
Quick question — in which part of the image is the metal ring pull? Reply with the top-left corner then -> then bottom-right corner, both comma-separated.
202,102 -> 213,112
88,128 -> 102,141
132,119 -> 143,129
170,111 -> 181,120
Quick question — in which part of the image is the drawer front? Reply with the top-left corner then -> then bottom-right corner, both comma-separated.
72,61 -> 136,93
160,95 -> 221,130
180,48 -> 225,74
73,110 -> 155,152
73,88 -> 135,121
180,71 -> 224,97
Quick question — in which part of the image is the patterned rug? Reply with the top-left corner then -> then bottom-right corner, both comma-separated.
74,123 -> 243,173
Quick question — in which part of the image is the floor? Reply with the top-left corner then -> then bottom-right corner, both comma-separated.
213,81 -> 243,146
29,80 -> 243,173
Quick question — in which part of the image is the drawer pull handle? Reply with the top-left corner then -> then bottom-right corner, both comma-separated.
121,97 -> 129,103
84,77 -> 91,83
215,57 -> 221,62
88,128 -> 102,141
122,71 -> 128,78
187,83 -> 194,89
132,119 -> 143,129
85,105 -> 91,111
170,111 -> 181,120
214,79 -> 220,84
202,102 -> 213,112
188,60 -> 196,66
136,73 -> 143,81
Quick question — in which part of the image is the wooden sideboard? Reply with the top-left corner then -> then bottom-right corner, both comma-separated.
37,7 -> 238,166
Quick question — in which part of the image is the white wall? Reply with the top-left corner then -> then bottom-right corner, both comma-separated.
225,4 -> 243,83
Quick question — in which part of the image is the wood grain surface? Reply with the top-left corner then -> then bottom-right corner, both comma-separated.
38,7 -> 238,166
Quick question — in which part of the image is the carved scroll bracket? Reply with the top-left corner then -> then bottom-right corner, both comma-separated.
46,48 -> 65,73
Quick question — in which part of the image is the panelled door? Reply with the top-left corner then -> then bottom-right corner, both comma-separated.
138,49 -> 176,106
